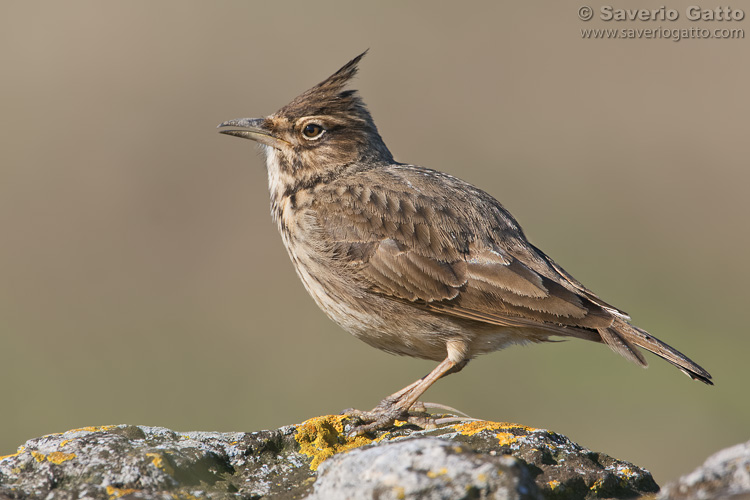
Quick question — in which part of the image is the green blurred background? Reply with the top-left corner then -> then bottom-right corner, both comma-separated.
1,1 -> 747,485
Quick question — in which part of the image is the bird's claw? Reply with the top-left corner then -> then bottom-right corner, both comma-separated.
342,401 -> 439,437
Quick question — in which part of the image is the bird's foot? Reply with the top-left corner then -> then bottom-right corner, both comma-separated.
342,401 -> 450,437
342,404 -> 407,437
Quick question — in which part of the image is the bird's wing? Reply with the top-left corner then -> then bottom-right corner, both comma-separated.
313,166 -> 617,333
311,166 -> 713,383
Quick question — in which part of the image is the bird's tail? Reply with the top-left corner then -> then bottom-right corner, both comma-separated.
599,318 -> 713,385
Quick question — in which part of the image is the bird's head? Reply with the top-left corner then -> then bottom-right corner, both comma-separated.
218,51 -> 393,178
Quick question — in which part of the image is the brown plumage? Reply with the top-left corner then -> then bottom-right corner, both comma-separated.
219,52 -> 712,434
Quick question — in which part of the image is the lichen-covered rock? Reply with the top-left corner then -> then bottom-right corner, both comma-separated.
658,439 -> 750,500
0,424 -> 309,500
0,417 -> 659,499
307,438 -> 541,500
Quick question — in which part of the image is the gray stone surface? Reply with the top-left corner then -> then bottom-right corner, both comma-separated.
307,437 -> 541,500
658,439 -> 750,500
0,417 -> 661,499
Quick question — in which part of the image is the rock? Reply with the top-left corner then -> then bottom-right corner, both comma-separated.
306,438 -> 541,500
658,439 -> 750,500
0,417 -> 659,499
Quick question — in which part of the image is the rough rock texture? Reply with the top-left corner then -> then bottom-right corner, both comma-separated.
307,438 -> 541,500
0,417 -> 659,499
658,439 -> 750,500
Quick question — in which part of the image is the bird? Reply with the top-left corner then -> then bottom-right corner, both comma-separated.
218,51 -> 712,435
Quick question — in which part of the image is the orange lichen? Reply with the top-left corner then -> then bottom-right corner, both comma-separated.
294,415 -> 376,470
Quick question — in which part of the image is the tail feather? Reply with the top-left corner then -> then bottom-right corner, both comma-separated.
599,325 -> 648,367
599,318 -> 713,385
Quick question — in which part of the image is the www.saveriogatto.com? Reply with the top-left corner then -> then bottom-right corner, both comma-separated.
578,5 -> 745,41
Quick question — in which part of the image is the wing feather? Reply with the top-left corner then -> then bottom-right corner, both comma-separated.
305,164 -> 711,384
315,166 -> 620,334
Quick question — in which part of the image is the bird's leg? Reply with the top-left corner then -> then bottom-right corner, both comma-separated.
371,357 -> 468,412
344,356 -> 466,436
342,377 -> 425,424
370,377 -> 425,411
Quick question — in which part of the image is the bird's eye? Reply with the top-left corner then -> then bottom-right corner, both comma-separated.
302,123 -> 325,140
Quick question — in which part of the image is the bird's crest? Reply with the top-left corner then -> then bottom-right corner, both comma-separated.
278,50 -> 370,121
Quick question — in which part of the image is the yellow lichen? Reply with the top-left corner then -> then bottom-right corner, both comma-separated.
59,439 -> 72,447
426,467 -> 448,478
619,466 -> 636,477
170,493 -> 199,500
145,452 -> 175,476
367,420 -> 415,444
0,446 -> 24,462
453,421 -> 505,435
47,451 -> 75,464
496,432 -> 519,446
394,486 -> 406,499
26,450 -> 76,464
294,415 -> 377,470
548,479 -> 561,490
452,420 -> 535,447
590,478 -> 605,492
452,420 -> 535,436
65,425 -> 117,434
106,485 -> 139,498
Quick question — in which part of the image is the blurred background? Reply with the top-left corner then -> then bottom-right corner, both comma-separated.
1,1 -> 747,485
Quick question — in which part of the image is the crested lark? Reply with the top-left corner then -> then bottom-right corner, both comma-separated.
218,52 -> 712,435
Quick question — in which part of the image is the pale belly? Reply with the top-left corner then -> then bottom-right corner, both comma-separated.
281,232 -> 531,362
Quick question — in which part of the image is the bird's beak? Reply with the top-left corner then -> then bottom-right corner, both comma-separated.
217,118 -> 288,149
